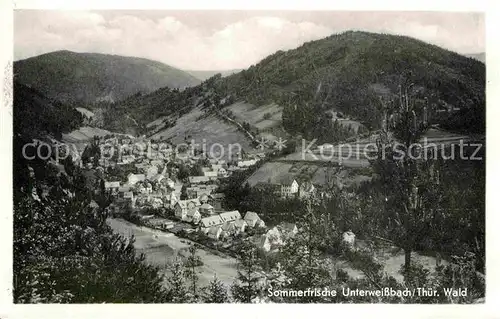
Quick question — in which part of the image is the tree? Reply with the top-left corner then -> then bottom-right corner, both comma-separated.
371,84 -> 439,272
203,275 -> 229,303
231,243 -> 263,303
264,262 -> 291,303
278,200 -> 333,302
180,185 -> 188,200
167,260 -> 188,303
184,245 -> 202,300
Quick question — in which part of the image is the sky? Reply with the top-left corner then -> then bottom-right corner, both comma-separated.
14,10 -> 485,70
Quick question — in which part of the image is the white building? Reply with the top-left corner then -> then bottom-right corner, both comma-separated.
128,173 -> 146,185
244,211 -> 265,228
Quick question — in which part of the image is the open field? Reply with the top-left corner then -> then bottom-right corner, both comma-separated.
246,128 -> 474,188
226,101 -> 283,130
246,161 -> 373,187
151,107 -> 253,155
107,218 -> 238,288
225,101 -> 288,142
62,126 -> 114,143
330,249 -> 446,282
245,162 -> 294,187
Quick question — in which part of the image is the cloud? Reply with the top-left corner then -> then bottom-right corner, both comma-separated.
14,11 -> 484,70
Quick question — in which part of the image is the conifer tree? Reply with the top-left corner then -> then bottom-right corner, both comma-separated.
168,260 -> 188,303
203,275 -> 229,303
184,245 -> 202,300
231,243 -> 263,303
372,83 -> 440,272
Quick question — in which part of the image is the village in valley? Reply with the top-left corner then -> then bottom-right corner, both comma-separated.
90,134 -> 323,256
12,10 -> 486,305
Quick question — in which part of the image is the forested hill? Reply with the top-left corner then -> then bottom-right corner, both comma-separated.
14,50 -> 201,105
13,82 -> 170,303
98,31 -> 485,137
14,81 -> 83,140
216,31 -> 485,136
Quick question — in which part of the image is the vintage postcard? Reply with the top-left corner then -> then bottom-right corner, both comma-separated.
1,0 -> 497,318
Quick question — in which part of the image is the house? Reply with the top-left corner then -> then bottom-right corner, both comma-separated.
186,209 -> 201,224
173,184 -> 183,195
123,191 -> 134,201
186,187 -> 199,199
237,159 -> 257,168
211,164 -> 222,171
200,215 -> 224,233
128,173 -> 146,185
266,227 -> 284,246
201,167 -> 212,173
207,226 -> 223,240
233,219 -> 247,234
208,193 -> 225,210
198,192 -> 210,203
146,166 -> 159,180
121,154 -> 136,164
258,235 -> 272,252
189,176 -> 210,184
199,203 -> 215,216
205,184 -> 219,192
150,159 -> 164,166
118,185 -> 132,194
203,171 -> 218,178
244,211 -> 266,228
221,221 -> 236,236
256,227 -> 283,252
278,176 -> 299,198
219,210 -> 241,223
104,181 -> 121,194
342,231 -> 356,249
266,176 -> 299,198
174,199 -> 201,221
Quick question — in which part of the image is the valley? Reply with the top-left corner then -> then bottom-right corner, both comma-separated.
12,26 -> 485,305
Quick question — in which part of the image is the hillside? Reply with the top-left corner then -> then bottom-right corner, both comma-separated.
13,84 -> 171,304
186,69 -> 242,81
13,81 -> 83,140
465,53 -> 485,63
14,50 -> 201,105
217,31 -> 485,137
104,31 -> 485,139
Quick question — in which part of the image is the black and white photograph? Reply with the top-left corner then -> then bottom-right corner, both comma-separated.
3,3 -> 494,311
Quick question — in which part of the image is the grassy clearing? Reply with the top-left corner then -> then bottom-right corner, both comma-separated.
62,126 -> 113,143
152,107 -> 253,153
107,218 -> 238,288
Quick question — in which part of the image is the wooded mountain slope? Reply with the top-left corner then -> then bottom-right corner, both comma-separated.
14,50 -> 201,105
